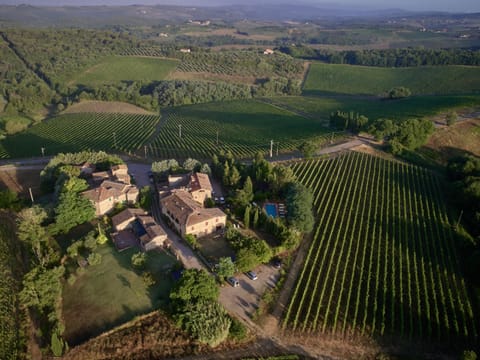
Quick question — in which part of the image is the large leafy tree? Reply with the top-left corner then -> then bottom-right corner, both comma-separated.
285,182 -> 314,233
170,269 -> 219,307
54,177 -> 95,234
17,206 -> 57,267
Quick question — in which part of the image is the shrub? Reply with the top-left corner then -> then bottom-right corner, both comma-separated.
87,252 -> 102,266
131,252 -> 147,269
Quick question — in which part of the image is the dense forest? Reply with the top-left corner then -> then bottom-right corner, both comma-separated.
281,46 -> 480,67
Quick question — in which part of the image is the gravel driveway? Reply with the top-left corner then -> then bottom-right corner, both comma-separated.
219,265 -> 280,324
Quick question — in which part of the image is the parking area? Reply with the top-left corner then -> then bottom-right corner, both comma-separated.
218,264 -> 280,323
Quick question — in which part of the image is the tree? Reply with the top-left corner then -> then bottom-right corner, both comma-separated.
387,86 -> 411,99
252,207 -> 259,229
0,189 -> 20,210
170,269 -> 219,306
270,165 -> 296,194
285,182 -> 314,233
298,141 -> 317,159
54,191 -> 95,234
131,252 -> 147,269
244,205 -> 251,229
97,223 -> 108,245
446,111 -> 458,126
17,206 -> 56,267
183,158 -> 201,171
217,257 -> 235,279
20,265 -> 65,324
174,300 -> 231,347
51,330 -> 66,356
235,248 -> 260,273
461,350 -> 477,360
139,186 -> 152,210
87,252 -> 102,266
233,176 -> 254,208
200,163 -> 212,175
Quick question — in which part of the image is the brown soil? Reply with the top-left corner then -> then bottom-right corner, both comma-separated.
0,166 -> 42,198
167,70 -> 258,85
63,101 -> 155,115
423,118 -> 480,164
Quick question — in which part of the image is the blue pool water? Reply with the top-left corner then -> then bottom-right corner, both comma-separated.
264,203 -> 278,218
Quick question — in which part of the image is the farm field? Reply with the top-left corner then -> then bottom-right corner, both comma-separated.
62,244 -> 177,345
0,112 -> 159,158
266,95 -> 480,123
283,152 -> 477,343
303,63 -> 480,96
63,100 -> 155,115
71,56 -> 178,85
0,215 -> 23,360
148,100 -> 343,159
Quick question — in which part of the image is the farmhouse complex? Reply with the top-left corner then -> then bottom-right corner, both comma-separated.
161,172 -> 226,237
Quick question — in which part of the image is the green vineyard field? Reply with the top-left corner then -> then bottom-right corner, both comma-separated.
283,152 -> 477,343
304,62 -> 480,96
0,113 -> 159,158
149,100 -> 342,159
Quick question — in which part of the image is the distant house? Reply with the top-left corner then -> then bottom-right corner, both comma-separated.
189,172 -> 213,205
80,162 -> 96,177
82,180 -> 139,216
111,164 -> 131,184
161,190 -> 226,238
111,208 -> 168,251
263,49 -> 274,55
180,48 -> 191,53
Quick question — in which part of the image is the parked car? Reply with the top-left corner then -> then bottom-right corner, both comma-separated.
227,276 -> 240,287
272,258 -> 282,269
245,271 -> 258,280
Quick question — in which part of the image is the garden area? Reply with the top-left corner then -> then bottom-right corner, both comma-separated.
62,243 -> 178,345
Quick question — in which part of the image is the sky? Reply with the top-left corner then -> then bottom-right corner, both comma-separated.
0,0 -> 478,13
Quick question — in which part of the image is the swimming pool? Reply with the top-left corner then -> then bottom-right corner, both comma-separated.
264,203 -> 278,218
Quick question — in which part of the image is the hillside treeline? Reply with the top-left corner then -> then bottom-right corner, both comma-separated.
281,46 -> 480,67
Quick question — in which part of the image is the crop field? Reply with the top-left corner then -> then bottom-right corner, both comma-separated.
0,113 -> 159,158
303,63 -> 480,96
71,56 -> 178,85
0,217 -> 22,360
283,152 -> 477,343
148,100 -> 342,159
266,95 -> 480,123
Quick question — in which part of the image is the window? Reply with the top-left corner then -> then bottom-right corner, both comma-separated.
215,218 -> 218,222
191,226 -> 195,230
205,222 -> 208,226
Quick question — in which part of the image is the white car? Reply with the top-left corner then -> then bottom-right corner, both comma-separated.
227,277 -> 239,287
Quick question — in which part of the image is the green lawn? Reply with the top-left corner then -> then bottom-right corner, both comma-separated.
72,56 -> 178,85
303,62 -> 480,96
62,244 -> 177,345
268,95 -> 480,122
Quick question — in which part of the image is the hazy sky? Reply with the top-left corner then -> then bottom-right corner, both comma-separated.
0,0 -> 478,13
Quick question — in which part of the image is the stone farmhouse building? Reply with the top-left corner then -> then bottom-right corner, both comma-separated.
111,208 -> 168,251
189,172 -> 213,204
161,190 -> 226,238
81,163 -> 139,216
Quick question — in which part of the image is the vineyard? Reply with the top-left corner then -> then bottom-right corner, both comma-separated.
267,95 -> 480,123
304,62 -> 480,96
148,100 -> 342,159
0,214 -> 23,360
0,113 -> 159,158
283,152 -> 477,343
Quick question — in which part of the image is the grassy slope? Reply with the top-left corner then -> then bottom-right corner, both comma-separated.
71,56 -> 178,85
269,95 -> 480,122
303,63 -> 480,96
62,244 -> 176,345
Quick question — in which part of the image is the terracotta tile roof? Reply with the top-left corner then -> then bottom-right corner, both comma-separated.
160,190 -> 225,227
81,186 -> 115,202
111,208 -> 146,229
190,172 -> 212,192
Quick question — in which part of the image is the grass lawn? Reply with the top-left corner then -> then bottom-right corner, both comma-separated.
268,94 -> 480,122
197,235 -> 235,264
72,56 -> 178,85
303,62 -> 480,96
62,244 -> 177,345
